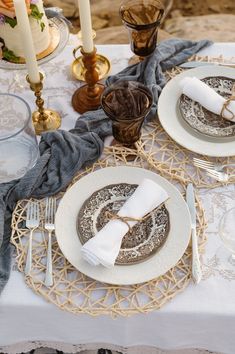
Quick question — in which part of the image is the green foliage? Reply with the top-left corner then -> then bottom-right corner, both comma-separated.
30,4 -> 43,21
40,21 -> 45,32
4,5 -> 45,32
5,16 -> 17,28
30,4 -> 45,32
2,47 -> 20,62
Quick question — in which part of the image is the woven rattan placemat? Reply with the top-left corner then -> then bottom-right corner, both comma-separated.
11,140 -> 207,317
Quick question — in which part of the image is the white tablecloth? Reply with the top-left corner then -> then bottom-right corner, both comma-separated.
0,39 -> 235,354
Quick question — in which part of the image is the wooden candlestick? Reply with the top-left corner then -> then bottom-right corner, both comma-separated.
72,47 -> 105,114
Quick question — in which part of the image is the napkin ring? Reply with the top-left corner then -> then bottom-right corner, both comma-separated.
220,95 -> 235,121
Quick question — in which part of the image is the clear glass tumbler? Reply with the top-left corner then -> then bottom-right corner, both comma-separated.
0,93 -> 39,183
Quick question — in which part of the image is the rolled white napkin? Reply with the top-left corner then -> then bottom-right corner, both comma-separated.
81,178 -> 169,268
180,77 -> 235,122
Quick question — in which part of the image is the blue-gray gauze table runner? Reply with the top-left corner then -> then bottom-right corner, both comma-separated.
0,38 -> 212,294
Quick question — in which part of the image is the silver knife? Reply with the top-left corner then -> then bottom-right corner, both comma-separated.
186,183 -> 202,284
180,61 -> 235,69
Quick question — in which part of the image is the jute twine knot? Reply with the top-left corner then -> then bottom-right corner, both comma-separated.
104,200 -> 168,233
220,95 -> 235,121
105,211 -> 149,233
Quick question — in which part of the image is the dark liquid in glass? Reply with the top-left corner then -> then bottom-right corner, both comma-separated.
101,81 -> 153,145
120,1 -> 164,57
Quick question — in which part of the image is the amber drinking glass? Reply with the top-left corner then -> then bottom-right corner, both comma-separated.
101,81 -> 153,146
120,0 -> 164,58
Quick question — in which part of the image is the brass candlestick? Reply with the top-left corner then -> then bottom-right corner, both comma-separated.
27,73 -> 61,135
72,45 -> 111,82
72,47 -> 105,114
72,30 -> 111,82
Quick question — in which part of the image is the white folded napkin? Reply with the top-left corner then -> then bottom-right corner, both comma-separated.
81,178 -> 169,268
180,77 -> 235,122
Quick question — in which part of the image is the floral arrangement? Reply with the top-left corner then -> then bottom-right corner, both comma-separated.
0,0 -> 45,61
0,0 -> 45,30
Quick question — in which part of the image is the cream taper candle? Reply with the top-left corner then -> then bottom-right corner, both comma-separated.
78,0 -> 94,53
13,0 -> 40,83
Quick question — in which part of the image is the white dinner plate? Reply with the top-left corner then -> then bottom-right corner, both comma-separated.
55,166 -> 191,285
158,66 -> 235,157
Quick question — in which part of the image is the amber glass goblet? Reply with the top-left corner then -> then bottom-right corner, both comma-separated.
101,81 -> 153,147
120,0 -> 164,62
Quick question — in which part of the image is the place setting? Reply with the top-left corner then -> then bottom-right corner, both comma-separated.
11,156 -> 207,316
2,0 -> 235,352
0,0 -> 234,324
158,65 -> 235,158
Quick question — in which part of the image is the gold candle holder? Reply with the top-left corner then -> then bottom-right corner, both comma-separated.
72,47 -> 105,114
72,30 -> 111,82
27,73 -> 61,135
72,45 -> 111,82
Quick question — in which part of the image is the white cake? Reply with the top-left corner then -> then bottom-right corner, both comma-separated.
0,0 -> 50,61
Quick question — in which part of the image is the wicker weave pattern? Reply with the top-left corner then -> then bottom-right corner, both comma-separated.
11,141 -> 207,317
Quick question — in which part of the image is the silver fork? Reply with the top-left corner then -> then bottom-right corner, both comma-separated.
207,169 -> 235,182
193,158 -> 235,172
25,201 -> 40,276
44,197 -> 56,287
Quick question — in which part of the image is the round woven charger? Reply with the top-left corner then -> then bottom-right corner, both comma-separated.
11,126 -> 209,317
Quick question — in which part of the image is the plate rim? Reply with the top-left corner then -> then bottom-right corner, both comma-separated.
55,166 -> 191,285
158,66 -> 235,157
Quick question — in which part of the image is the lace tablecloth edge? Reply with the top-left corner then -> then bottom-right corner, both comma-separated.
0,340 -> 224,354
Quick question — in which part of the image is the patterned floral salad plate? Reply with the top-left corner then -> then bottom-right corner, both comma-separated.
158,66 -> 235,157
55,166 -> 191,285
77,183 -> 170,266
179,76 -> 235,138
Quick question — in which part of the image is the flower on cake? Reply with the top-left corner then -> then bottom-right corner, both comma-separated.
0,0 -> 39,19
0,14 -> 5,24
0,0 -> 45,62
0,0 -> 44,33
0,0 -> 32,18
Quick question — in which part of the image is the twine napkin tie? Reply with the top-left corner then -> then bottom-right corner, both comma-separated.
221,95 -> 235,120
